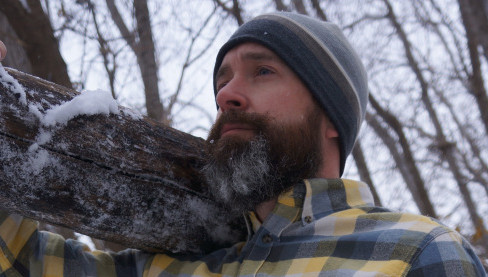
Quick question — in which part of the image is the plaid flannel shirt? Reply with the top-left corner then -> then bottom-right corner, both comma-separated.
0,178 -> 485,276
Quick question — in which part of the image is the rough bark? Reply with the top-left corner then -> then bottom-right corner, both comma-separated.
0,9 -> 82,244
0,67 -> 245,254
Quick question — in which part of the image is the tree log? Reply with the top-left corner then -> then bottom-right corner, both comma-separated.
0,67 -> 246,254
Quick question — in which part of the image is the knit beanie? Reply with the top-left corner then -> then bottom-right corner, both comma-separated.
213,12 -> 368,175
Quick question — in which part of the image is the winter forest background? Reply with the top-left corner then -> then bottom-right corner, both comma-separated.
1,0 -> 487,266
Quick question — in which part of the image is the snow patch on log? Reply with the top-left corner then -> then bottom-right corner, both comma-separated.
42,90 -> 119,126
0,67 -> 247,253
0,66 -> 27,105
25,149 -> 56,175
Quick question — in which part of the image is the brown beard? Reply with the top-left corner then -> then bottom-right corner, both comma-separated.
203,108 -> 323,214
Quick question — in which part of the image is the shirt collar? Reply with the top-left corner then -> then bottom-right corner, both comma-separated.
247,178 -> 375,234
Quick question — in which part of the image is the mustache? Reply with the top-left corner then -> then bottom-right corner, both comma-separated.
207,110 -> 270,143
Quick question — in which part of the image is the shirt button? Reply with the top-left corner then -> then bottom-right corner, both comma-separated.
262,234 -> 273,243
304,216 -> 313,223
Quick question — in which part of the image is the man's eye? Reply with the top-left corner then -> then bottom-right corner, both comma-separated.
217,82 -> 227,91
257,67 -> 274,76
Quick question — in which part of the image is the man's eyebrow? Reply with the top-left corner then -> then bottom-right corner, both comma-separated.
241,51 -> 278,62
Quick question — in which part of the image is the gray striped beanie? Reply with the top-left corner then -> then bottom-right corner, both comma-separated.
213,12 -> 368,175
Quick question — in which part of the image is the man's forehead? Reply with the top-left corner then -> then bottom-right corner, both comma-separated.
216,43 -> 284,76
222,42 -> 281,63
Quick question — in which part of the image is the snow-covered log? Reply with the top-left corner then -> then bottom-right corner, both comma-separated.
0,67 -> 245,254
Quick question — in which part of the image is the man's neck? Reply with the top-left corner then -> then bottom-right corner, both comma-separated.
254,198 -> 278,222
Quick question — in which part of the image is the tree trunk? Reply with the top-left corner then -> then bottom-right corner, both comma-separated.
458,0 -> 488,136
0,0 -> 72,88
0,67 -> 245,254
0,12 -> 32,73
105,0 -> 166,123
133,0 -> 166,123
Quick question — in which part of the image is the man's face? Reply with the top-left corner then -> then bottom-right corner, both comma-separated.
203,43 -> 325,214
214,43 -> 319,136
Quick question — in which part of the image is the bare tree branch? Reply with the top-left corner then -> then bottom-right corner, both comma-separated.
383,0 -> 488,248
105,0 -> 165,123
105,0 -> 136,51
88,2 -> 117,99
167,7 -> 219,117
273,0 -> 289,12
352,140 -> 382,206
214,0 -> 244,25
310,0 -> 327,21
292,0 -> 308,15
368,94 -> 437,218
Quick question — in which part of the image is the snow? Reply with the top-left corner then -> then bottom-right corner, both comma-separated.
0,66 -> 119,129
120,106 -> 143,120
0,66 -> 27,105
28,103 -> 44,119
42,90 -> 119,126
26,149 -> 53,175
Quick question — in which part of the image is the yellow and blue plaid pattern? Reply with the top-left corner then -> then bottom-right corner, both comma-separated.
0,178 -> 485,276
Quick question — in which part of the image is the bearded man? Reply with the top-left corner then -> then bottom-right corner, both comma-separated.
0,12 -> 485,276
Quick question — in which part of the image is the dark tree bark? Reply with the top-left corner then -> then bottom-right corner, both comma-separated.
0,8 -> 81,245
458,0 -> 488,136
0,12 -> 32,72
0,0 -> 72,88
0,67 -> 245,254
459,0 -> 488,63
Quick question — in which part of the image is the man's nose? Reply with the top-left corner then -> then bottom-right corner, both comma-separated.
215,77 -> 249,112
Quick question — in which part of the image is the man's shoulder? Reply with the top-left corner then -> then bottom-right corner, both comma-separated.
351,206 -> 456,242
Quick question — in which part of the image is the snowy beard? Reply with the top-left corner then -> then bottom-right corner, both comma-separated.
203,109 -> 323,215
